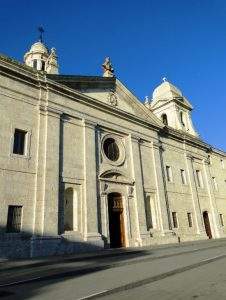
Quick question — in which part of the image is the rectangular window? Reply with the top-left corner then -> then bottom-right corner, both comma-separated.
212,177 -> 218,191
166,166 -> 173,182
13,129 -> 27,155
196,170 -> 203,188
180,169 -> 187,185
6,205 -> 22,233
219,214 -> 224,227
221,159 -> 225,169
187,212 -> 193,227
172,212 -> 178,228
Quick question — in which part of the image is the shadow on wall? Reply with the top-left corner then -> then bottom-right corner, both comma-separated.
0,225 -> 105,259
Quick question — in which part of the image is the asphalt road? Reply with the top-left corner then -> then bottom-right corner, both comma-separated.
1,239 -> 226,299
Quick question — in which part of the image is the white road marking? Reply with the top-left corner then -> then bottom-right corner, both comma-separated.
201,254 -> 225,262
77,290 -> 108,300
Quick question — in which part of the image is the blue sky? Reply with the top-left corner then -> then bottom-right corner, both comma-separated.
1,0 -> 226,151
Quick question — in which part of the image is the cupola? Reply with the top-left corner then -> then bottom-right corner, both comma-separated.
146,79 -> 198,137
24,31 -> 59,74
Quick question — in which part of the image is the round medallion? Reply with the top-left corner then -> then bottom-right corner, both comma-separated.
108,92 -> 118,107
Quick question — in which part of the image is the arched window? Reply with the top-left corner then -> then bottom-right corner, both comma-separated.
41,61 -> 45,71
180,111 -> 185,126
161,114 -> 168,125
64,188 -> 78,232
33,59 -> 38,69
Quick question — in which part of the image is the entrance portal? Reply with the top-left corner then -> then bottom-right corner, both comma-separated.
108,193 -> 125,248
203,211 -> 212,239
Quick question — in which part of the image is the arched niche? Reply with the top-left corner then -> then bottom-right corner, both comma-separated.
64,188 -> 78,232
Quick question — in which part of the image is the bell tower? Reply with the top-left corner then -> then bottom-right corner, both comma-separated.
24,27 -> 59,74
147,79 -> 198,137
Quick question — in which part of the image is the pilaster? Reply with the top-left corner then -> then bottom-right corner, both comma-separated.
83,120 -> 103,245
151,141 -> 173,235
202,158 -> 222,238
130,134 -> 149,244
185,154 -> 206,236
34,106 -> 61,236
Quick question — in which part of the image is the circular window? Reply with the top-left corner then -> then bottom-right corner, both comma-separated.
103,138 -> 120,161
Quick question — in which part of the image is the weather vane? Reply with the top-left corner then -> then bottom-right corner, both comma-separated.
38,26 -> 44,43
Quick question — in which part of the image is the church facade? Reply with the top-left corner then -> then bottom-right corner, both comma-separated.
0,40 -> 226,258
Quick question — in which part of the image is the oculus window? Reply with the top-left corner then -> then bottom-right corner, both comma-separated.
103,138 -> 120,162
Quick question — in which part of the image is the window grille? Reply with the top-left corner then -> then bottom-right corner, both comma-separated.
7,205 -> 22,233
187,212 -> 193,227
172,212 -> 178,228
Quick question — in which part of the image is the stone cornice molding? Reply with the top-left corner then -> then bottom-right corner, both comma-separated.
130,134 -> 141,142
160,126 -> 213,152
152,141 -> 164,151
39,105 -> 62,118
186,154 -> 206,162
82,118 -> 97,129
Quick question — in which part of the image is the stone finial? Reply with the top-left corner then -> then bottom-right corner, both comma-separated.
144,96 -> 150,108
102,57 -> 114,77
45,48 -> 59,74
162,77 -> 167,82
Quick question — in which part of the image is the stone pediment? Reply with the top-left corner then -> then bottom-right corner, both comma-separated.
47,74 -> 163,128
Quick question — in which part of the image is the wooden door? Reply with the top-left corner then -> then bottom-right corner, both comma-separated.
108,193 -> 125,248
203,211 -> 212,239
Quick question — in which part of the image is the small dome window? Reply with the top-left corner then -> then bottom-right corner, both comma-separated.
41,61 -> 45,71
180,111 -> 185,126
33,59 -> 38,69
161,114 -> 168,125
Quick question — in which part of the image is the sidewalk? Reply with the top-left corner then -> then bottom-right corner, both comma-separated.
1,238 -> 225,273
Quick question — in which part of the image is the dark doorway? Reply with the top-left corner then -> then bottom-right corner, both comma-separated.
108,193 -> 125,248
203,211 -> 212,239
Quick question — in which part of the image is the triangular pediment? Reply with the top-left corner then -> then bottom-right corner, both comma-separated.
48,74 -> 163,127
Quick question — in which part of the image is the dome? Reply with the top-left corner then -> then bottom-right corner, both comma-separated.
29,41 -> 48,54
152,80 -> 182,101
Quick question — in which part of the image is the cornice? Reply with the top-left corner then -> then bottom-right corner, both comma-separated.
159,126 -> 212,152
151,97 -> 192,111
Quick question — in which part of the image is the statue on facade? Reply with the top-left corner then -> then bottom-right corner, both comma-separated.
102,57 -> 114,77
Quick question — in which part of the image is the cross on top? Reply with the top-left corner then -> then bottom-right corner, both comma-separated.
38,26 -> 44,43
